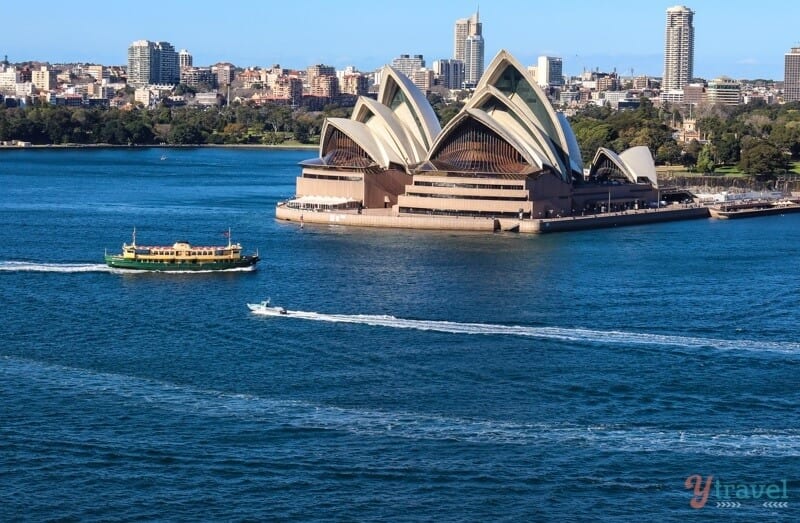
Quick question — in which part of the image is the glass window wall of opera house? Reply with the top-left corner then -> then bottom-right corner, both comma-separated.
278,50 -> 660,221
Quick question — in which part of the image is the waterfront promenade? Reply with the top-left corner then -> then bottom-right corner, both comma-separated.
276,203 -> 711,234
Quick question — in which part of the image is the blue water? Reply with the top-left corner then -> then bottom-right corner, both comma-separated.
1,147 -> 798,521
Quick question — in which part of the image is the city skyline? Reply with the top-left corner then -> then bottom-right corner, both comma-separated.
2,0 -> 800,79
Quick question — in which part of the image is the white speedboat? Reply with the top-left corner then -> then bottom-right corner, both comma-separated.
247,298 -> 288,316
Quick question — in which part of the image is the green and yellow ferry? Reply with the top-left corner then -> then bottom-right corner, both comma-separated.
105,229 -> 259,271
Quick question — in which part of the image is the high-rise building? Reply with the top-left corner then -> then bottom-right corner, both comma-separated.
785,47 -> 800,102
662,5 -> 694,92
306,64 -> 336,89
156,41 -> 179,85
85,65 -> 108,82
464,34 -> 484,88
310,75 -> 339,98
127,40 -> 154,87
31,66 -> 57,91
454,12 -> 484,88
340,73 -> 369,96
453,17 -> 469,63
411,68 -> 434,93
0,67 -> 21,94
127,40 -> 179,87
391,54 -> 425,78
212,63 -> 235,87
536,56 -> 564,87
273,76 -> 303,103
433,59 -> 464,90
179,49 -> 193,69
453,12 -> 479,62
706,77 -> 741,106
180,66 -> 215,89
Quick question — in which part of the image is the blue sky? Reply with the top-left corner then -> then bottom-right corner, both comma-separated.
2,0 -> 798,79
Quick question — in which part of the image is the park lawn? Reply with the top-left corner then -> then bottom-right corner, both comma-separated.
714,165 -> 746,176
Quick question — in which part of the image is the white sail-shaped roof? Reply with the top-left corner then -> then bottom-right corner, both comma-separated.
377,66 -> 441,151
619,146 -> 658,187
320,118 -> 405,169
314,65 -> 441,171
588,146 -> 658,187
463,109 -> 551,171
423,50 -> 582,181
476,50 -> 570,159
425,108 -> 552,174
557,112 -> 584,176
464,85 -> 568,179
351,96 -> 428,164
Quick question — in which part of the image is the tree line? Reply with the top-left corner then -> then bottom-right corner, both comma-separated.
569,99 -> 800,175
0,103 -> 352,146
3,96 -> 800,177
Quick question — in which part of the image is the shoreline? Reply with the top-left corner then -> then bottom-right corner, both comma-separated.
0,143 -> 318,150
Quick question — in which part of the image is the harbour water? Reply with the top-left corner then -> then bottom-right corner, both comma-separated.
1,148 -> 798,521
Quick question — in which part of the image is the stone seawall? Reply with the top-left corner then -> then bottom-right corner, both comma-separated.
276,206 -> 497,231
276,205 -> 711,234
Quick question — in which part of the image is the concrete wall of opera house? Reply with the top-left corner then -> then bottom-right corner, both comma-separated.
276,203 -> 711,234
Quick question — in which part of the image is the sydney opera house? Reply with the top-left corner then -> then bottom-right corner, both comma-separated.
276,50 -> 667,232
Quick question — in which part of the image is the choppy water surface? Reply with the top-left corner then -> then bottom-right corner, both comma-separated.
1,148 -> 798,521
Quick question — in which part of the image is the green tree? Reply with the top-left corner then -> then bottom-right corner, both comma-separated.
656,141 -> 683,165
714,133 -> 741,165
125,119 -> 156,144
99,119 -> 127,144
292,121 -> 310,143
738,138 -> 790,174
681,139 -> 702,169
696,143 -> 716,173
572,121 -> 613,166
770,121 -> 800,159
169,122 -> 204,144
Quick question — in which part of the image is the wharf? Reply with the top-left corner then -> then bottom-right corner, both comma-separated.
708,201 -> 800,219
526,206 -> 710,233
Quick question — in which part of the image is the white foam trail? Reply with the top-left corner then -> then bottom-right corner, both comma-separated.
0,261 -> 112,273
0,261 -> 255,274
4,356 -> 800,456
251,309 -> 800,354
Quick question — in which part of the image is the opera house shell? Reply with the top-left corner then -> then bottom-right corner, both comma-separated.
279,50 -> 659,226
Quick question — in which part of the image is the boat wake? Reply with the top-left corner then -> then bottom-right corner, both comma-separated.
0,261 -> 255,274
251,308 -> 800,355
0,261 -> 113,273
4,355 -> 800,455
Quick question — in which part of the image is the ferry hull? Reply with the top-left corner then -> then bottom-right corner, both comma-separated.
105,255 -> 259,271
